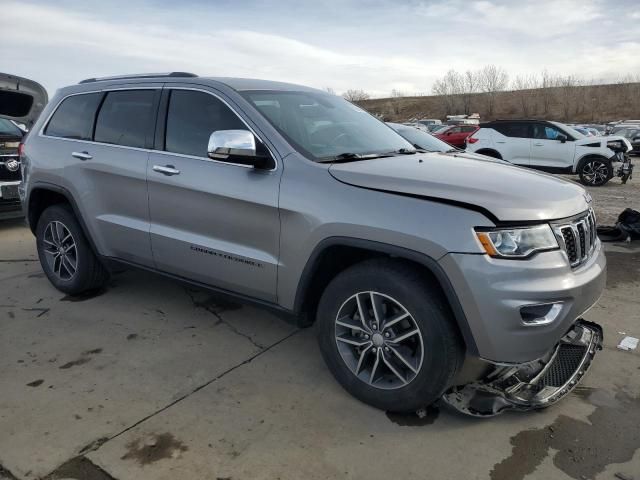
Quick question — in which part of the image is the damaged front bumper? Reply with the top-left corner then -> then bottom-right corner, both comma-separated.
442,319 -> 603,417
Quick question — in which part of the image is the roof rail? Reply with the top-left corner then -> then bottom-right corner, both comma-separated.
79,72 -> 198,84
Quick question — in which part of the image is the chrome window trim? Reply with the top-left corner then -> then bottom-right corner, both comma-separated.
38,86 -> 278,172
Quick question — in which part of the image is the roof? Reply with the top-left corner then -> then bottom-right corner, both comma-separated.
77,72 -> 322,93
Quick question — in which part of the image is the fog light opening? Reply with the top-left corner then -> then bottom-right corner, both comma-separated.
520,302 -> 563,326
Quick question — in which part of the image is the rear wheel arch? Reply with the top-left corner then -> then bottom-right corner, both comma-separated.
27,184 -> 101,256
293,237 -> 477,356
475,148 -> 502,159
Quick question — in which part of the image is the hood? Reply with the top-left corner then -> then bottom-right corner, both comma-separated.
0,73 -> 48,128
328,153 -> 589,223
576,135 -> 633,151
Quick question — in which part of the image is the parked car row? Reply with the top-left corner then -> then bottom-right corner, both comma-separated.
465,119 -> 633,186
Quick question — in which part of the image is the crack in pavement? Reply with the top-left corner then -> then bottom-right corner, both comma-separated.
0,271 -> 42,283
0,259 -> 38,263
183,287 -> 267,350
63,328 -> 300,472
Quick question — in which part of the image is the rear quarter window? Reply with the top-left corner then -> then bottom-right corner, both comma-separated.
44,93 -> 102,140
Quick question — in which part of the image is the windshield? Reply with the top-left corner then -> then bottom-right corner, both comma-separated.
387,123 -> 456,152
619,128 -> 640,139
241,90 -> 414,161
550,121 -> 585,139
0,119 -> 23,137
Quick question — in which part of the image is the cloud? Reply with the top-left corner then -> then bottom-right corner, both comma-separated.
1,0 -> 638,98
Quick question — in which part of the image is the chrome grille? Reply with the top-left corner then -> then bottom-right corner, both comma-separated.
553,209 -> 597,268
0,156 -> 21,182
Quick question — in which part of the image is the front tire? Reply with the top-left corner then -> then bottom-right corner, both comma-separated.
36,204 -> 109,295
316,259 -> 463,412
578,157 -> 612,186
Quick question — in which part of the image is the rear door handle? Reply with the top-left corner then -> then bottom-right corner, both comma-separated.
71,151 -> 92,161
533,143 -> 544,146
153,165 -> 180,176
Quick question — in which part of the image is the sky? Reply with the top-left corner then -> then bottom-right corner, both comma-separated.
2,0 -> 639,97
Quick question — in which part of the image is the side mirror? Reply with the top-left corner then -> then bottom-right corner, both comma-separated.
557,134 -> 567,143
207,130 -> 272,169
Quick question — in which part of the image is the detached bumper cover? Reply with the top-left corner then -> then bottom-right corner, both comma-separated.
443,319 -> 602,416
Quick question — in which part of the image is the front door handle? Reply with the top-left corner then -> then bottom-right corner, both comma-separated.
71,151 -> 92,161
153,165 -> 180,176
533,143 -> 544,146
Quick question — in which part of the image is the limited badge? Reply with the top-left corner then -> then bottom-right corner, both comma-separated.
6,159 -> 20,172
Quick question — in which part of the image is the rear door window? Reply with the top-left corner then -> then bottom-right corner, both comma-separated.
44,93 -> 102,140
493,122 -> 531,138
164,90 -> 245,157
94,90 -> 158,148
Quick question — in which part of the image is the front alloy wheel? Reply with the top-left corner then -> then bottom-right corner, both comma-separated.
316,259 -> 463,412
579,159 -> 611,186
335,291 -> 424,389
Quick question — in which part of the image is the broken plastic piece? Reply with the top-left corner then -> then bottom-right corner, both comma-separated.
442,319 -> 603,417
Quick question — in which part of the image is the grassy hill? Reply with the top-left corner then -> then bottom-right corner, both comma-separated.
358,82 -> 640,124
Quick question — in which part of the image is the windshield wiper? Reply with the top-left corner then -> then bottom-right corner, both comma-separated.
391,148 -> 417,155
318,152 -> 393,163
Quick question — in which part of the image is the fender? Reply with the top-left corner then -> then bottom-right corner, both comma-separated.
293,236 -> 479,356
27,181 -> 101,257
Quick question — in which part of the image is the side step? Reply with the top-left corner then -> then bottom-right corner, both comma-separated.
442,319 -> 603,417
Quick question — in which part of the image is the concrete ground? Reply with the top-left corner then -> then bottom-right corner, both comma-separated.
1,178 -> 639,480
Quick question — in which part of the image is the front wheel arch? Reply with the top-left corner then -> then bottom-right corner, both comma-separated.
293,237 -> 478,357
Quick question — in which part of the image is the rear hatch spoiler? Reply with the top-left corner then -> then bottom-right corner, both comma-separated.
0,73 -> 48,129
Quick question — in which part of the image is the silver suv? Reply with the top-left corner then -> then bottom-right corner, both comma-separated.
7,73 -> 606,416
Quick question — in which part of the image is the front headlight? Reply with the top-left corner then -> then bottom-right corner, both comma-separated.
475,224 -> 558,258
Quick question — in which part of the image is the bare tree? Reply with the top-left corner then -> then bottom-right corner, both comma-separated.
323,87 -> 336,95
460,70 -> 478,115
432,69 -> 462,115
556,75 -> 581,121
512,74 -> 538,117
538,69 -> 556,115
478,65 -> 509,118
342,89 -> 370,102
391,89 -> 405,98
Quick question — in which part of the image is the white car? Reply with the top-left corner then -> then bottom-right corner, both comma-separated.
466,119 -> 633,186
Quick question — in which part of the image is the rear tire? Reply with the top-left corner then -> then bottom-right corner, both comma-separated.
578,157 -> 612,186
316,259 -> 463,412
35,204 -> 109,295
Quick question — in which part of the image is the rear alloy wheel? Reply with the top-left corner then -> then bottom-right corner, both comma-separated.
42,221 -> 78,281
316,259 -> 463,412
578,158 -> 612,186
36,204 -> 109,295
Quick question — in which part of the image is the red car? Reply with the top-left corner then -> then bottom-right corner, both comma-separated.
434,124 -> 479,148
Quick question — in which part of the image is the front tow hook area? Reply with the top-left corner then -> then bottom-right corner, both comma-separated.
442,319 -> 603,417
